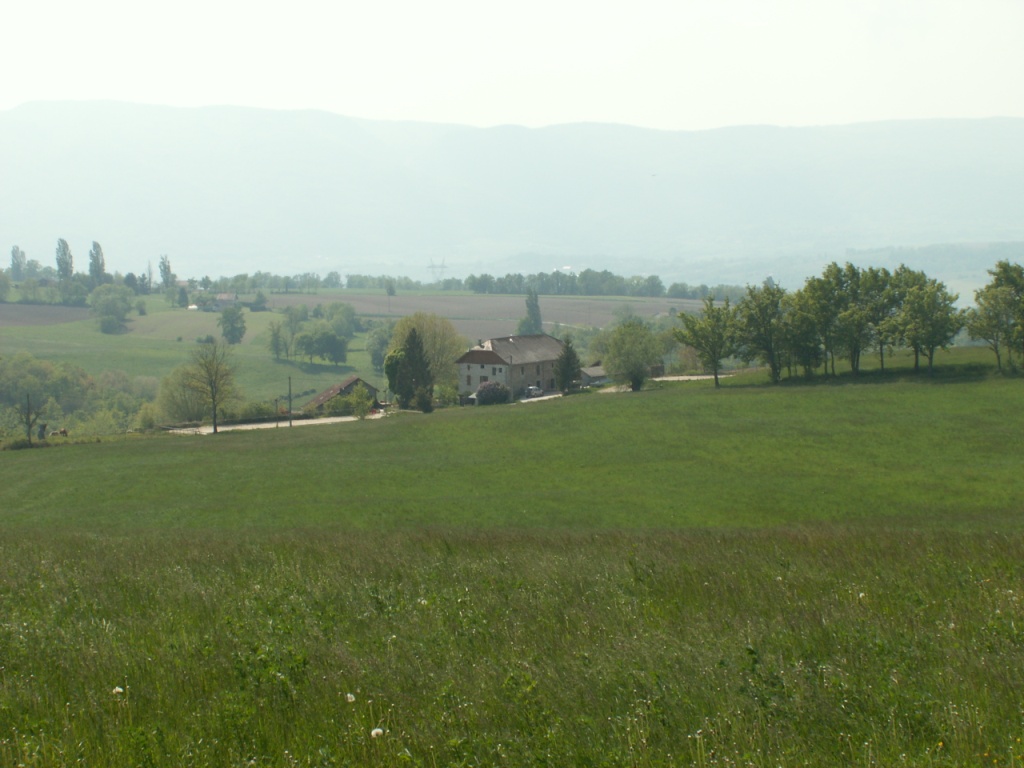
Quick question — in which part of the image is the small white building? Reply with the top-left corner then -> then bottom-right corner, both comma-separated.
455,334 -> 565,400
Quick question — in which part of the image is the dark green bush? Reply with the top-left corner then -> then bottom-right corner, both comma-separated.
476,380 -> 510,405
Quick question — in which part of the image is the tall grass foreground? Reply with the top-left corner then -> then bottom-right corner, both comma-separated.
1,529 -> 1023,766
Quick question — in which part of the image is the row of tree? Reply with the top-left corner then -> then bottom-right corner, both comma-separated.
6,243 -> 754,305
463,270 -> 745,300
676,262 -> 976,386
4,242 -> 182,307
266,302 -> 361,365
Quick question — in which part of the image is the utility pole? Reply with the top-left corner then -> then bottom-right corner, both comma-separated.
288,377 -> 293,427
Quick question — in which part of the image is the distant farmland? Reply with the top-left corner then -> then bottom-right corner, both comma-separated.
262,291 -> 703,339
0,303 -> 90,327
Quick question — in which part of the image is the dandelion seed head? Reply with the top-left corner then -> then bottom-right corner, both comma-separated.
112,686 -> 124,695
346,693 -> 356,703
371,728 -> 384,739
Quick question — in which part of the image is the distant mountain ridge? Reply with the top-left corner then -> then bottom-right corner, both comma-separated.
1,101 -> 1022,293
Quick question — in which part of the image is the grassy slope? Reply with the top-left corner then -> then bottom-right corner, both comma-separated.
0,299 -> 384,402
4,310 -> 1024,766
0,288 -> 693,408
2,373 -> 1020,531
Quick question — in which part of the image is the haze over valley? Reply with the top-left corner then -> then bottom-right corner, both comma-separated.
2,101 -> 1023,297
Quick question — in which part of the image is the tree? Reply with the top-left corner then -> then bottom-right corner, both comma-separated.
366,322 -> 395,373
89,284 -> 134,333
218,305 -> 246,344
0,271 -> 9,303
860,266 -> 896,371
15,393 -> 46,445
301,321 -> 347,365
347,383 -> 374,420
831,263 -> 874,375
554,336 -> 582,393
780,290 -> 824,379
283,304 -> 307,356
517,288 -> 543,335
10,246 -> 26,282
982,260 -> 1024,361
388,312 -> 465,391
898,280 -> 965,373
800,268 -> 842,375
675,296 -> 737,387
159,255 -> 174,291
0,352 -> 91,435
968,284 -> 1018,371
385,328 -> 433,409
177,286 -> 190,308
88,242 -> 106,287
268,320 -> 286,360
736,281 -> 787,384
158,365 -> 209,424
55,238 -> 73,299
180,341 -> 238,433
605,317 -> 660,391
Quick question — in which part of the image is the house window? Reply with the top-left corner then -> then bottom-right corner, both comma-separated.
492,367 -> 497,376
481,376 -> 489,383
480,364 -> 485,369
466,375 -> 471,386
536,365 -> 540,374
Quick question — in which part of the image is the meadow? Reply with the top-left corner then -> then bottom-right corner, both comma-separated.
0,290 -> 692,408
2,368 -> 1023,766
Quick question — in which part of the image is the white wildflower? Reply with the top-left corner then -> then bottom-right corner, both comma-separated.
346,693 -> 356,703
371,728 -> 384,739
112,686 -> 124,695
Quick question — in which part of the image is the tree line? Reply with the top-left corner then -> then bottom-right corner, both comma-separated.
5,243 -> 748,305
674,261 -> 1024,387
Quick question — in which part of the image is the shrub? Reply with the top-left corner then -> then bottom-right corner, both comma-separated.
135,402 -> 159,432
476,380 -> 510,405
324,396 -> 354,417
3,438 -> 35,451
238,401 -> 276,421
414,387 -> 434,413
434,383 -> 459,407
98,315 -> 124,334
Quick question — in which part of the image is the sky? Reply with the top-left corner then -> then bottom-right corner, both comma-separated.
6,0 -> 1024,131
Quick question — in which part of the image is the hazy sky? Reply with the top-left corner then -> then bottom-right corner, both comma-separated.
6,0 -> 1023,130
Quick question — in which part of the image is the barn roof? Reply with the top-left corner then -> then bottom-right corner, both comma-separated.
304,376 -> 378,410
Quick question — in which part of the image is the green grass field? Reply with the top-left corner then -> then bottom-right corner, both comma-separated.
2,367 -> 1024,766
0,300 -> 384,405
0,288 -> 699,411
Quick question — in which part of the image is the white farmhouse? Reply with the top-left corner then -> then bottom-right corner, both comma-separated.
455,334 -> 565,400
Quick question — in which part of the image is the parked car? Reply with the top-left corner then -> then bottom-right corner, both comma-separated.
526,386 -> 543,397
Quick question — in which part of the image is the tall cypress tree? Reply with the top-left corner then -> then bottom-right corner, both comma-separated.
385,328 -> 433,409
517,288 -> 543,335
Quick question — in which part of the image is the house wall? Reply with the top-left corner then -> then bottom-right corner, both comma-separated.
509,361 -> 557,394
459,361 -> 511,397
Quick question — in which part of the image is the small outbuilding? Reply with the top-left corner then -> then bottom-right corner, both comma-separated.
304,376 -> 380,412
580,364 -> 608,387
